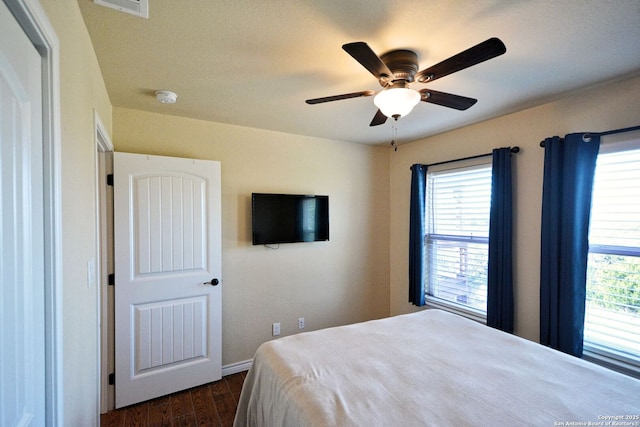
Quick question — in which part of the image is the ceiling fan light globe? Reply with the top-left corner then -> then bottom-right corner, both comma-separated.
374,87 -> 420,118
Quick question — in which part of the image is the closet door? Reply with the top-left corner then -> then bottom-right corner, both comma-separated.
0,1 -> 45,425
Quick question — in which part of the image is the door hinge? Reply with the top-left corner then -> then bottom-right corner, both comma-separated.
106,174 -> 114,186
108,273 -> 115,286
108,373 -> 115,385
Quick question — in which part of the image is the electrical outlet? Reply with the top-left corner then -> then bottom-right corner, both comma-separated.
272,322 -> 281,336
298,317 -> 305,330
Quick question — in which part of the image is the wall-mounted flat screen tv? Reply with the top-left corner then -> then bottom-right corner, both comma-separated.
252,193 -> 329,245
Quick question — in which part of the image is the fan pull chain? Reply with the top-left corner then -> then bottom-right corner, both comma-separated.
391,119 -> 398,151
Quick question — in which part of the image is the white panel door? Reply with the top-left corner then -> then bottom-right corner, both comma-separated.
114,152 -> 222,408
0,1 -> 45,425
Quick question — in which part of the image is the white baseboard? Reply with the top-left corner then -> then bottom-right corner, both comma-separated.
222,359 -> 253,377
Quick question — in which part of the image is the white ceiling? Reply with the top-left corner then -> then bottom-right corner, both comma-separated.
77,0 -> 640,146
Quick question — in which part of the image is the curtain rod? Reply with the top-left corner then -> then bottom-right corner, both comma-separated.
539,138 -> 563,147
539,125 -> 640,147
417,146 -> 520,169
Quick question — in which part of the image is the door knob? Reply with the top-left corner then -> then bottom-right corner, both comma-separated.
205,278 -> 219,286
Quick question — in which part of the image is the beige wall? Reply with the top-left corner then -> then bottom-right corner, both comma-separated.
38,0 -> 113,424
112,109 -> 391,364
389,74 -> 640,342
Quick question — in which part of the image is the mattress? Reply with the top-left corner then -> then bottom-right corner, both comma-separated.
234,309 -> 640,426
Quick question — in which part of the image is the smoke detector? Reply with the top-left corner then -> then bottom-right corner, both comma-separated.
155,91 -> 177,104
94,0 -> 149,19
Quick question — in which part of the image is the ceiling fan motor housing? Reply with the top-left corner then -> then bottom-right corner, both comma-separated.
379,49 -> 419,85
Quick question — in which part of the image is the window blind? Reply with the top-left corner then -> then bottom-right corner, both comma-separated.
426,163 -> 492,313
585,147 -> 640,362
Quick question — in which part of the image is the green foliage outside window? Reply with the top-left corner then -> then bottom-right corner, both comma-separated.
587,254 -> 640,315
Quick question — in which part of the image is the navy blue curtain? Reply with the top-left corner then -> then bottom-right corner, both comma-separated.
409,164 -> 427,306
487,148 -> 514,333
540,133 -> 600,357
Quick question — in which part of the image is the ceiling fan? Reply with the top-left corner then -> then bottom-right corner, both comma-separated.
305,38 -> 506,126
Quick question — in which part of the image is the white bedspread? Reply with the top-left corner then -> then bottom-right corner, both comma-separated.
234,310 -> 640,426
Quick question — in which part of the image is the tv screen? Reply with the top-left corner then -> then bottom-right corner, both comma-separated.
252,193 -> 329,245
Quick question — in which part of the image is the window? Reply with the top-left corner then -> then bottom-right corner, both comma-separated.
425,160 -> 492,318
584,133 -> 640,372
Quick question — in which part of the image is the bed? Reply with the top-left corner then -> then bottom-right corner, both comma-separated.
233,309 -> 640,426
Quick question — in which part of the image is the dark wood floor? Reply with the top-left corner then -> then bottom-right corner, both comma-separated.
100,371 -> 246,427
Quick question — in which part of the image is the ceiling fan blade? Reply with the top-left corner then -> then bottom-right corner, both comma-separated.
369,109 -> 388,126
420,89 -> 477,110
342,42 -> 394,80
415,38 -> 506,83
306,90 -> 375,104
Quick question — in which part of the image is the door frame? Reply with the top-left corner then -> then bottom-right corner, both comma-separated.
94,110 -> 114,413
4,0 -> 63,424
